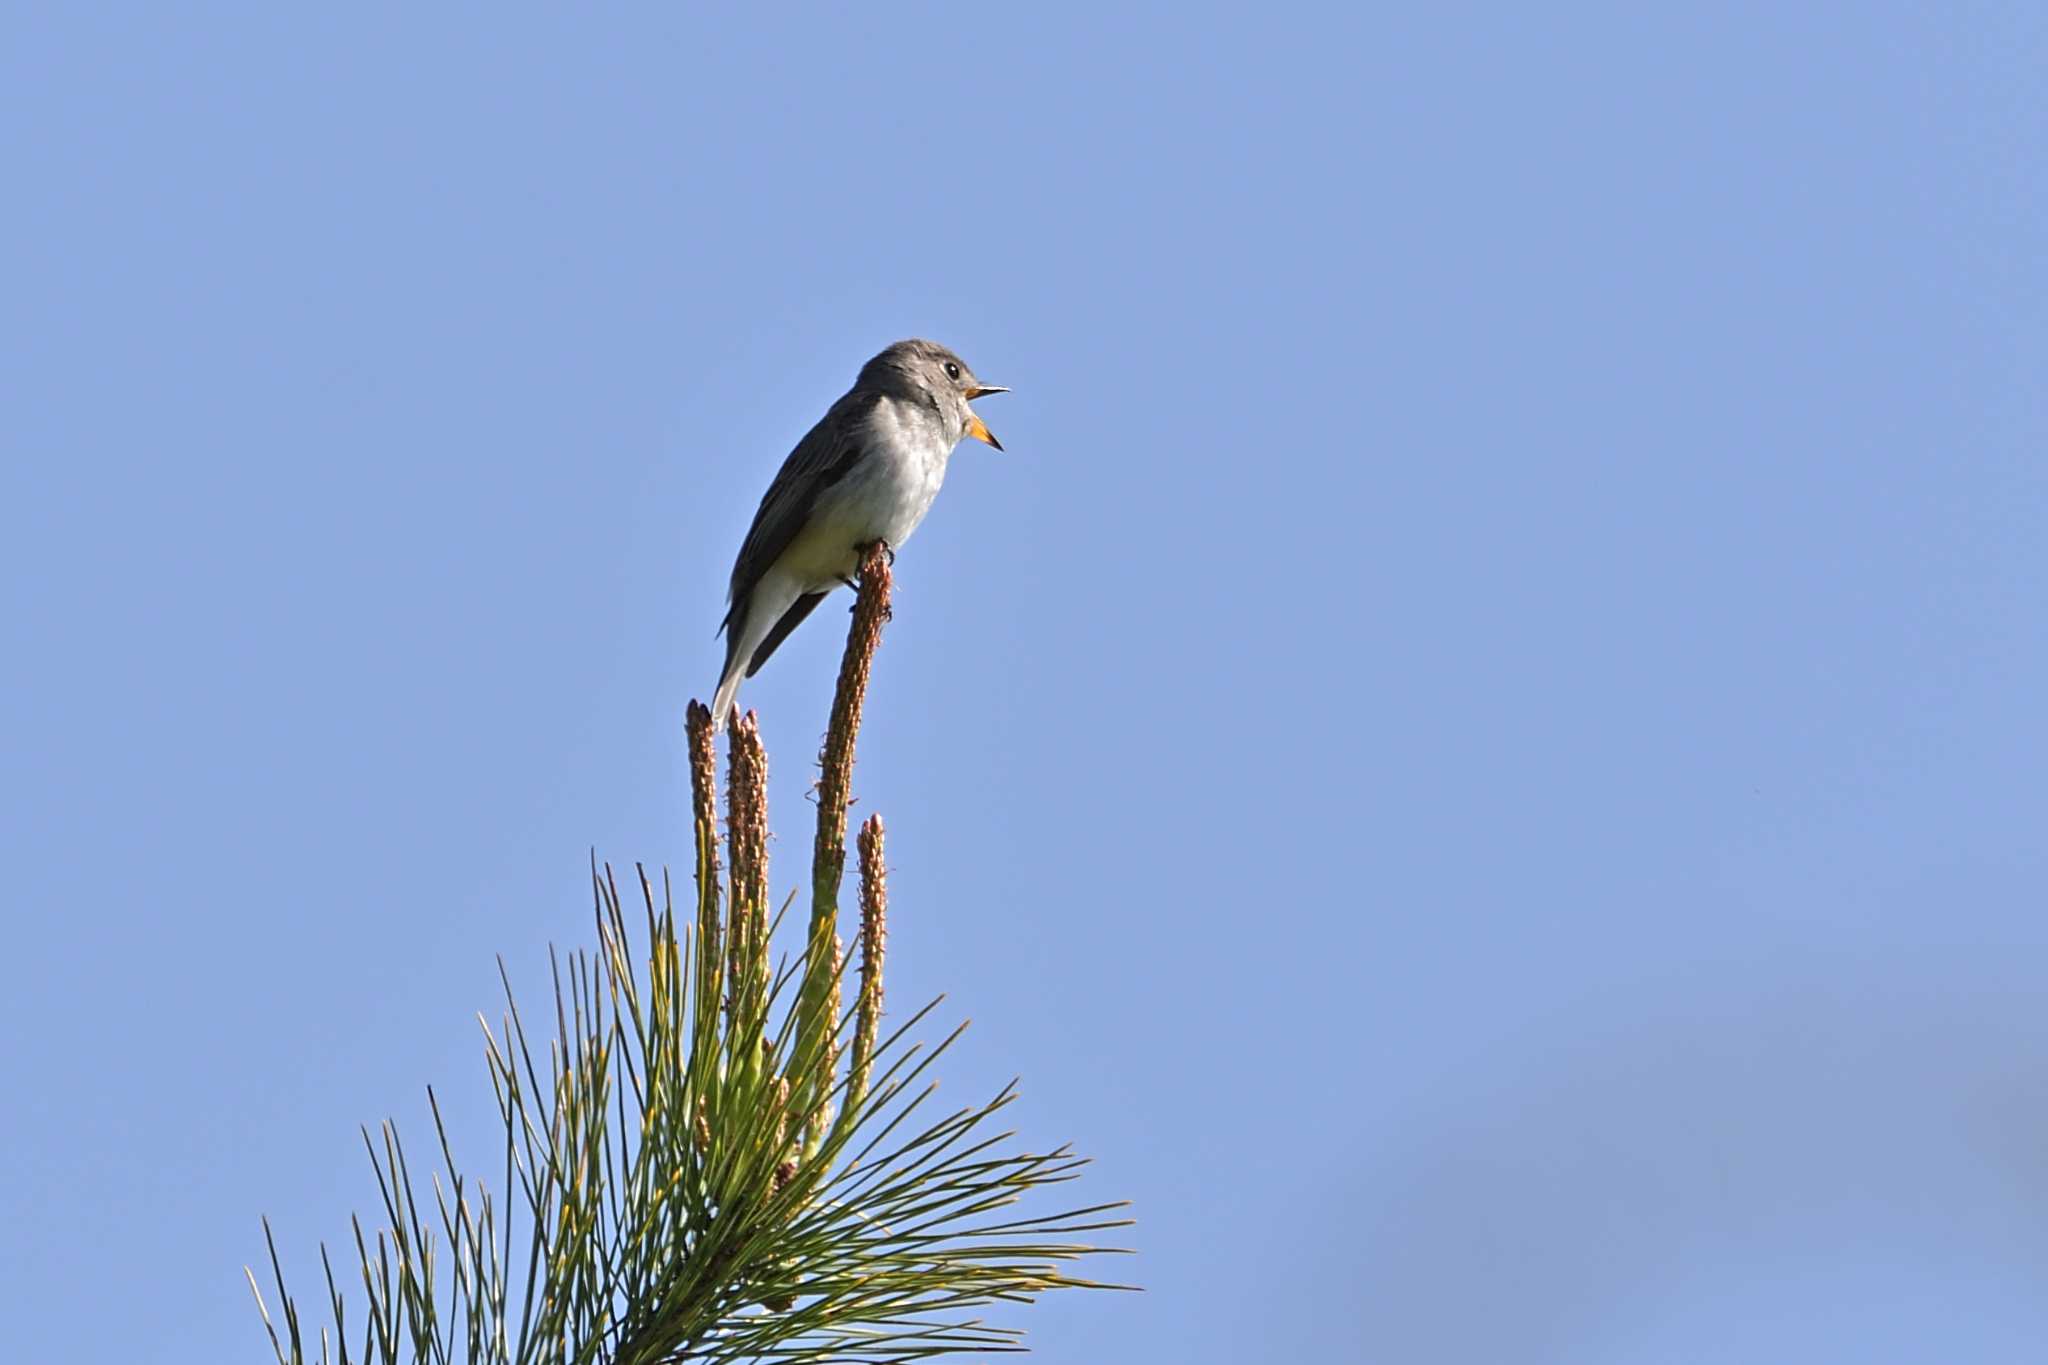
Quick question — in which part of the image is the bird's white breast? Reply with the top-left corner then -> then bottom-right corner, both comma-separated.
779,397 -> 957,589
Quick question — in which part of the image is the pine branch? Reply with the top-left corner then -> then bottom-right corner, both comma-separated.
796,543 -> 893,1156
251,549 -> 1132,1364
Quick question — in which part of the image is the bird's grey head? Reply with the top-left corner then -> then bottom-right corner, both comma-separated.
857,339 -> 1008,451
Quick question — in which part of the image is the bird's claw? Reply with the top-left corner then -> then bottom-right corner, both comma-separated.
842,541 -> 894,599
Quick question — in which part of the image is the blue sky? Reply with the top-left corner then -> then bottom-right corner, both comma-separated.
4,5 -> 2045,1360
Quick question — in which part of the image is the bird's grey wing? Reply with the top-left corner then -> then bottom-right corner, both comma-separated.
745,591 -> 828,677
720,391 -> 875,635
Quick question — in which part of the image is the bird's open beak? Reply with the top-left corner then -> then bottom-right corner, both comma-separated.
966,385 -> 1007,451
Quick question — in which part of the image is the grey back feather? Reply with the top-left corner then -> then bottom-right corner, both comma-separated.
721,388 -> 876,632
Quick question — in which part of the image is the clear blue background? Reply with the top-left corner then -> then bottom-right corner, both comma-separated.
4,5 -> 2044,1360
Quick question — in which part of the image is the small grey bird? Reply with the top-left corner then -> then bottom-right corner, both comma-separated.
711,339 -> 1007,724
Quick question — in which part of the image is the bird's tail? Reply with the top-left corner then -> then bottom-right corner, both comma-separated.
710,575 -> 807,728
710,630 -> 746,728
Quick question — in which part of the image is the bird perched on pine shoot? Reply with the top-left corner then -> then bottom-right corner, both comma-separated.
711,339 -> 1007,724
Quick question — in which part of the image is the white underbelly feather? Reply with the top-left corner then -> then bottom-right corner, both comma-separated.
773,402 -> 956,592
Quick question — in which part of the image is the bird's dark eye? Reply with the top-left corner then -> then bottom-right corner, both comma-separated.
945,362 -> 960,380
